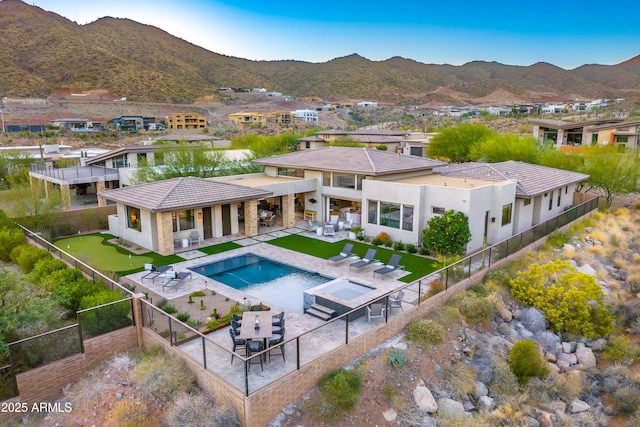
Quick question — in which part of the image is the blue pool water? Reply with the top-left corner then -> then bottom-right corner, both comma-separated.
189,254 -> 331,314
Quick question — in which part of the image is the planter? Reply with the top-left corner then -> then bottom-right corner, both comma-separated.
348,231 -> 356,239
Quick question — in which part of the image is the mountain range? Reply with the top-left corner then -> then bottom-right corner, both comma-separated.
1,0 -> 639,105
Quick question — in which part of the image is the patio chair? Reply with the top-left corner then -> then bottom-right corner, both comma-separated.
373,254 -> 405,278
272,318 -> 285,335
189,231 -> 201,246
162,271 -> 192,292
271,311 -> 284,327
267,215 -> 277,227
247,340 -> 264,371
388,290 -> 405,312
229,328 -> 246,364
232,313 -> 243,327
366,303 -> 386,324
349,248 -> 378,271
327,243 -> 354,263
308,220 -> 319,233
141,264 -> 173,283
268,327 -> 286,362
323,224 -> 335,237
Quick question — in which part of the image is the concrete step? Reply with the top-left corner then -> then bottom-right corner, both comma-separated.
306,308 -> 333,321
309,304 -> 336,316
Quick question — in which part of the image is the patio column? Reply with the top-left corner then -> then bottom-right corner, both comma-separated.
60,184 -> 72,211
96,181 -> 107,207
281,194 -> 296,228
156,211 -> 174,256
244,199 -> 258,237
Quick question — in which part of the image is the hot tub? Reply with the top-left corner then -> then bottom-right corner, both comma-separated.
304,278 -> 376,318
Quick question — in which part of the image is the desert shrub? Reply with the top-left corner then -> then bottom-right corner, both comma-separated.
190,291 -> 206,297
547,230 -> 570,247
490,356 -> 521,400
509,340 -> 549,385
161,304 -> 178,314
602,335 -> 640,364
176,312 -> 191,323
474,403 -> 529,426
527,371 -> 583,406
470,282 -> 491,297
42,268 -> 84,292
9,244 -> 50,273
56,276 -> 104,311
509,260 -> 614,339
485,268 -> 513,289
406,319 -> 444,346
405,243 -> 417,254
612,386 -> 640,414
312,368 -> 363,422
375,231 -> 392,246
30,257 -> 67,285
426,279 -> 445,297
134,351 -> 196,402
107,398 -> 152,427
388,348 -> 409,368
0,226 -> 25,262
78,290 -> 132,338
393,241 -> 404,251
453,293 -> 494,325
442,363 -> 478,399
164,392 -> 238,427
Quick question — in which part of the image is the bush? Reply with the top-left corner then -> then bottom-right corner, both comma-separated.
602,336 -> 640,364
164,392 -> 238,427
375,232 -> 392,246
134,351 -> 196,402
453,293 -> 494,325
405,243 -> 417,254
509,340 -> 549,385
612,386 -> 640,414
419,247 -> 430,256
371,238 -> 383,246
422,210 -> 471,256
406,319 -> 444,346
0,226 -> 24,262
393,241 -> 404,251
176,312 -> 191,323
426,279 -> 445,297
10,244 -> 50,273
56,277 -> 104,311
547,231 -> 570,247
107,398 -> 152,427
312,369 -> 363,422
42,268 -> 84,292
30,257 -> 67,285
388,348 -> 409,368
79,290 -> 132,338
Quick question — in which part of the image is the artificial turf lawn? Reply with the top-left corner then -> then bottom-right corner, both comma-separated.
267,234 -> 438,283
54,233 -> 183,275
198,241 -> 242,255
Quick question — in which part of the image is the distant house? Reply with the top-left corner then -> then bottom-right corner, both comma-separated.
357,101 -> 378,107
530,118 -> 625,147
229,112 -> 268,126
166,113 -> 207,130
486,106 -> 511,116
51,118 -> 101,130
4,124 -> 46,133
112,116 -> 156,132
296,129 -> 408,151
584,119 -> 640,149
292,109 -> 319,122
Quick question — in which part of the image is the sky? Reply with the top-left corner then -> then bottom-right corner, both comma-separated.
30,0 -> 640,70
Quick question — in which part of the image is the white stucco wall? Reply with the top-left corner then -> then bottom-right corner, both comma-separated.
114,203 -> 157,250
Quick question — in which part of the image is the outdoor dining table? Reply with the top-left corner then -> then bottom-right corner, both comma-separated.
238,311 -> 273,359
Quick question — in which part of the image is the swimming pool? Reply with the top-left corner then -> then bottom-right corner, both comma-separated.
189,253 -> 331,314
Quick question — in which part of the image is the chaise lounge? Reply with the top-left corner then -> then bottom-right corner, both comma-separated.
162,271 -> 192,292
141,264 -> 173,283
349,248 -> 378,270
373,254 -> 405,278
327,243 -> 354,263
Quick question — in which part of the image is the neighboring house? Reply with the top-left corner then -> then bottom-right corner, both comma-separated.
51,118 -> 101,130
297,129 -> 408,151
112,116 -> 156,132
4,124 -> 46,133
98,177 -> 272,255
166,113 -> 207,129
583,119 -> 640,149
530,118 -> 625,147
229,112 -> 268,126
486,106 -> 511,116
357,101 -> 378,107
292,109 -> 319,122
400,132 -> 437,157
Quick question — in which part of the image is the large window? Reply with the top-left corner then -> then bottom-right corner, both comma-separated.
380,202 -> 401,228
333,173 -> 356,189
277,167 -> 304,178
432,206 -> 445,215
402,205 -> 414,231
127,206 -> 141,231
172,210 -> 195,232
557,190 -> 561,207
501,203 -> 512,226
368,200 -> 378,224
323,172 -> 331,186
523,198 -> 531,206
548,190 -> 553,211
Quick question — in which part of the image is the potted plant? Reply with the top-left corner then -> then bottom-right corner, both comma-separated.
349,226 -> 364,240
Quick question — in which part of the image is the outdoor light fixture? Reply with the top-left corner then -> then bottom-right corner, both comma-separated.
309,198 -> 317,204
198,212 -> 202,220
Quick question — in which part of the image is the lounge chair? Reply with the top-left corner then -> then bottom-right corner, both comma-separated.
308,220 -> 319,233
327,243 -> 354,263
366,303 -> 386,323
388,290 -> 405,312
373,254 -> 405,278
189,231 -> 201,246
349,248 -> 378,270
162,271 -> 192,292
141,264 -> 173,283
323,224 -> 335,237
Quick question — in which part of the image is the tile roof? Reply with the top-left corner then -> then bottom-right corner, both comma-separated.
254,147 -> 446,176
435,161 -> 589,197
98,176 -> 272,212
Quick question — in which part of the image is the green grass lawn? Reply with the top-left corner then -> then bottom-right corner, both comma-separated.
54,233 -> 183,275
267,235 -> 438,282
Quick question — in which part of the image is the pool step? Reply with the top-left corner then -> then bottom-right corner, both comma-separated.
306,304 -> 336,321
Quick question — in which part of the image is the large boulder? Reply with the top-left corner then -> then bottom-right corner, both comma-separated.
413,380 -> 438,413
478,395 -> 495,410
437,398 -> 465,418
578,264 -> 597,276
571,398 -> 591,413
575,343 -> 596,368
519,307 -> 547,332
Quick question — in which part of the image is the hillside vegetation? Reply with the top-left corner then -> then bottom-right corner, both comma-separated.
1,1 -> 639,104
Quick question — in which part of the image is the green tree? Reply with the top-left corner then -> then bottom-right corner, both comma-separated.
2,180 -> 63,232
469,133 -> 540,163
426,123 -> 496,162
509,260 -> 614,339
579,146 -> 640,207
422,210 -> 471,256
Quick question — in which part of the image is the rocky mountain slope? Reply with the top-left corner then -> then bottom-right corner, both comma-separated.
1,1 -> 639,104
